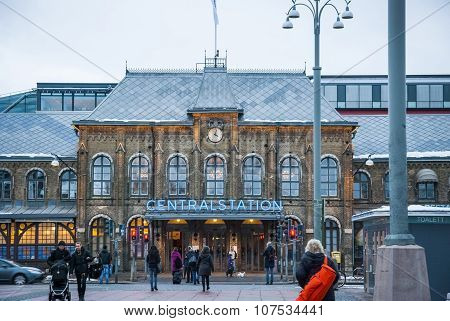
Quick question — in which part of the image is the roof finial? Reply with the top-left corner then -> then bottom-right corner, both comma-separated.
125,60 -> 128,75
304,61 -> 307,74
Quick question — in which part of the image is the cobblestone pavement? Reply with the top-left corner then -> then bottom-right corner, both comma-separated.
0,282 -> 372,301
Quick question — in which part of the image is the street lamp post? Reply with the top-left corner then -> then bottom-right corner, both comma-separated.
50,153 -> 77,176
373,0 -> 430,300
283,0 -> 354,241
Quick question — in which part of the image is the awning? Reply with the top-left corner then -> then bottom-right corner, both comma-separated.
145,211 -> 283,221
0,205 -> 76,221
416,169 -> 438,182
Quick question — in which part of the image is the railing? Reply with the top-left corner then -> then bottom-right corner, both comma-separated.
196,56 -> 227,72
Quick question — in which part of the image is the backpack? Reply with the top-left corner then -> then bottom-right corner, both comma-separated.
175,256 -> 182,269
188,254 -> 197,264
295,256 -> 336,301
268,248 -> 275,262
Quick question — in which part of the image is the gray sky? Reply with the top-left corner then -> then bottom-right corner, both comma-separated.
0,0 -> 449,94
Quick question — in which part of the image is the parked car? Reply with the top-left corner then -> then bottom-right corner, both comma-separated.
0,258 -> 45,285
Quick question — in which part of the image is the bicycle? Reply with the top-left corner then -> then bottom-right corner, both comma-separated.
352,266 -> 364,281
337,270 -> 346,288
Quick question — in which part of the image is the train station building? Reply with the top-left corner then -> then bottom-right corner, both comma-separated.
1,58 -> 449,273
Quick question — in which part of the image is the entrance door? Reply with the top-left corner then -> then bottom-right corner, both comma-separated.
202,219 -> 227,272
242,232 -> 264,272
204,231 -> 227,272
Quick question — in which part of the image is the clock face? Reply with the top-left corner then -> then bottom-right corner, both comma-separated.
208,128 -> 223,143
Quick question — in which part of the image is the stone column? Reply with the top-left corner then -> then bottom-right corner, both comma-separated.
267,131 -> 276,199
192,117 -> 201,199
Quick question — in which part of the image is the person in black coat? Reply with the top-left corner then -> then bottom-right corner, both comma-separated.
146,245 -> 161,291
296,239 -> 339,301
197,246 -> 214,292
47,241 -> 71,267
69,242 -> 92,301
263,242 -> 276,285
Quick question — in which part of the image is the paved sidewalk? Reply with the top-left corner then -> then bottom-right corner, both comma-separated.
0,282 -> 372,301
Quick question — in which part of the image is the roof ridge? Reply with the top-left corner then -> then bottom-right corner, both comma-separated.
126,68 -> 200,74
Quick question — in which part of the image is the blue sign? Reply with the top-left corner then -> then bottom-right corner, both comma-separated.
146,199 -> 283,212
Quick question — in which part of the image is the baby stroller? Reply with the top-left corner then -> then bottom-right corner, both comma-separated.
49,261 -> 71,301
226,254 -> 234,277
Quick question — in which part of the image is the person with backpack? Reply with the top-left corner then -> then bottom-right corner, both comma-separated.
186,246 -> 196,283
197,246 -> 214,292
171,247 -> 183,284
98,245 -> 112,284
263,242 -> 276,285
146,245 -> 161,291
295,239 -> 339,301
69,241 -> 92,301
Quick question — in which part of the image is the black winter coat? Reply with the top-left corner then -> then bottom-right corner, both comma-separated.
70,247 -> 93,275
197,254 -> 214,276
146,252 -> 161,270
263,246 -> 276,268
99,249 -> 112,265
296,252 -> 339,301
47,248 -> 71,266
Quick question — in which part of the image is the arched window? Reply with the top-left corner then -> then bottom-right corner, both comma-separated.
60,170 -> 77,200
90,217 -> 111,255
325,218 -> 340,254
281,157 -> 300,197
384,172 -> 390,200
321,157 -> 338,197
128,217 -> 150,259
92,156 -> 111,196
416,169 -> 438,201
168,155 -> 187,196
243,156 -> 262,196
0,171 -> 11,200
206,156 -> 225,196
353,172 -> 370,200
130,156 -> 149,196
27,170 -> 45,200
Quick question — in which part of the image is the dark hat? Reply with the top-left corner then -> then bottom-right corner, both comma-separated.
58,241 -> 66,246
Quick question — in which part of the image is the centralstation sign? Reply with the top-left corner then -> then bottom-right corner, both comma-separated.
146,199 -> 283,213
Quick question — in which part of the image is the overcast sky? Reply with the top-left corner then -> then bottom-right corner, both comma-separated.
0,0 -> 449,94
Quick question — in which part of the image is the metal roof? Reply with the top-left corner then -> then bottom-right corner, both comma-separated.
352,205 -> 450,222
0,112 -> 90,160
0,204 -> 76,221
81,69 -> 346,124
346,114 -> 450,159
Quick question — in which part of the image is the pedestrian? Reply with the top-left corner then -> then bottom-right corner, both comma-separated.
193,249 -> 200,285
296,239 -> 339,301
197,246 -> 214,292
146,245 -> 161,291
47,241 -> 71,267
69,241 -> 92,301
185,246 -> 195,283
183,247 -> 189,280
262,242 -> 276,285
228,247 -> 237,271
98,245 -> 112,284
171,247 -> 183,284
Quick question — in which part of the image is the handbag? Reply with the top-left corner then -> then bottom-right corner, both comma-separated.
156,262 -> 162,274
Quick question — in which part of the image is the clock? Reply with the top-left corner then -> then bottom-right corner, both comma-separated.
208,128 -> 223,143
